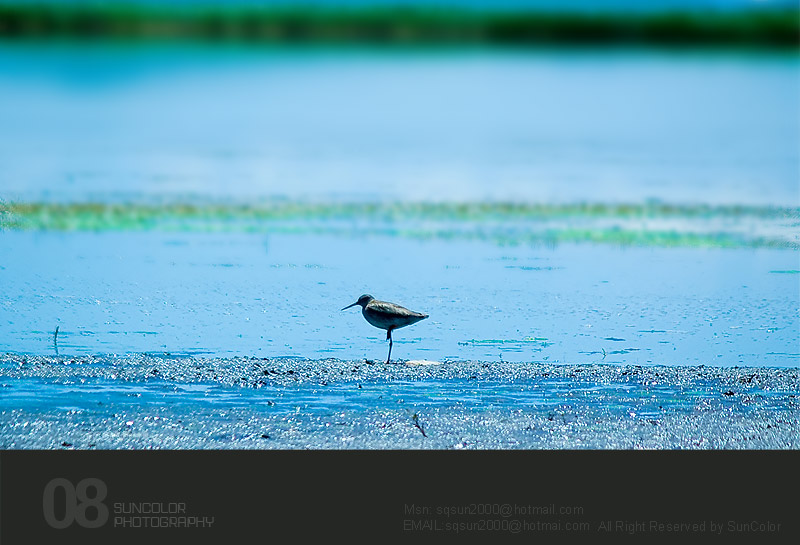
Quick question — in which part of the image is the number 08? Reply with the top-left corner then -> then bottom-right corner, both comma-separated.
43,478 -> 108,529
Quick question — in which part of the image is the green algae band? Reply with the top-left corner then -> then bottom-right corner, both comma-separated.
1,201 -> 797,249
0,4 -> 797,47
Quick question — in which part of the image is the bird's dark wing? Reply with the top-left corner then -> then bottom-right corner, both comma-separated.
369,301 -> 427,319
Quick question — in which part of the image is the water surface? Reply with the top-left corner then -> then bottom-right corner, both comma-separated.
1,230 -> 796,365
1,44 -> 797,205
1,44 -> 797,366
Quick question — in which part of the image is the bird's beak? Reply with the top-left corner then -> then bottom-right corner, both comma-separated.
341,302 -> 358,311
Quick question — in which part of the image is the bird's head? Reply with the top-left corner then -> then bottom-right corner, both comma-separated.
342,294 -> 374,310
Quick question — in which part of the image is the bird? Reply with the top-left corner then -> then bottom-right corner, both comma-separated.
342,294 -> 428,364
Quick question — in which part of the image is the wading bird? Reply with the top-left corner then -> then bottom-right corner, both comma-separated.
342,294 -> 428,364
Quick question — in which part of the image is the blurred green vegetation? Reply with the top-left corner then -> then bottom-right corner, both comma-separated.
0,3 -> 797,47
2,201 -> 797,249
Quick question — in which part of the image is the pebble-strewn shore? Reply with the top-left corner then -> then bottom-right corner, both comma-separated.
1,355 -> 797,449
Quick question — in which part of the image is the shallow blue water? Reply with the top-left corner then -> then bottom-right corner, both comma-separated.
0,45 -> 798,365
0,44 -> 797,205
0,374 -> 781,419
1,231 -> 797,365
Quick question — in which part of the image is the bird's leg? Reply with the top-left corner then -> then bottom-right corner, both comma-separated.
386,328 -> 393,365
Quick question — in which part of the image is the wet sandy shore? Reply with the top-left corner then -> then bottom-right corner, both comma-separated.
1,354 -> 797,449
